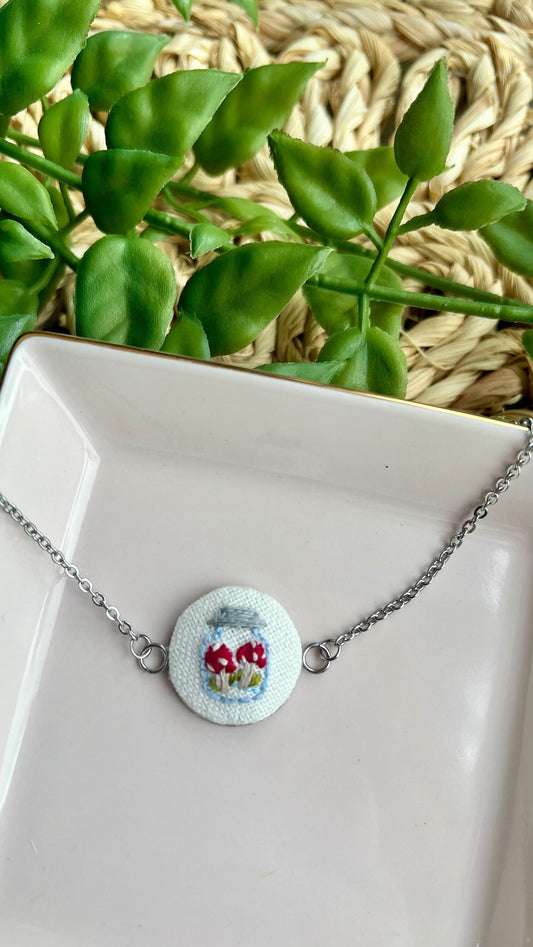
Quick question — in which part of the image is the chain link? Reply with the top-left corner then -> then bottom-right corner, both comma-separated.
303,417 -> 533,673
0,494 -> 168,673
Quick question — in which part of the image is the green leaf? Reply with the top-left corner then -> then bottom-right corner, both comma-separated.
0,115 -> 9,137
189,221 -> 232,258
169,0 -> 193,21
0,0 -> 100,115
256,360 -> 340,384
0,312 -> 36,374
394,59 -> 454,182
75,235 -> 176,348
161,312 -> 211,359
71,30 -> 169,112
230,0 -> 258,26
317,326 -> 363,362
0,163 -> 57,230
215,196 -> 275,222
0,280 -> 39,316
0,254 -> 46,286
0,216 -> 61,282
344,146 -> 408,209
106,70 -> 242,159
430,181 -> 526,231
480,200 -> 533,277
330,326 -> 407,398
303,253 -> 404,337
82,149 -> 181,234
38,90 -> 90,169
231,215 -> 293,239
194,62 -> 323,176
166,189 -> 294,238
212,195 -> 294,238
268,130 -> 377,241
0,219 -> 54,266
47,184 -> 71,230
178,241 -> 331,356
140,225 -> 171,244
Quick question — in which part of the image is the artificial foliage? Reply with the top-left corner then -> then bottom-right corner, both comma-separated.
1,0 -> 533,392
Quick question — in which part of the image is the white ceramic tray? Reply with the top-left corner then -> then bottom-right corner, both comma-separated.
0,333 -> 532,947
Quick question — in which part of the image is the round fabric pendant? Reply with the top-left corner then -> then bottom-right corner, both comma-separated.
168,586 -> 302,725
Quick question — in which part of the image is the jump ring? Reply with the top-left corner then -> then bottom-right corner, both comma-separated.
302,642 -> 331,674
130,633 -> 152,660
320,638 -> 343,661
139,642 -> 168,674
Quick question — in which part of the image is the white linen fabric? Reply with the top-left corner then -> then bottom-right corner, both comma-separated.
168,586 -> 302,725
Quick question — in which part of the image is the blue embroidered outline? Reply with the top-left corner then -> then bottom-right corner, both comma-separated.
201,627 -> 270,704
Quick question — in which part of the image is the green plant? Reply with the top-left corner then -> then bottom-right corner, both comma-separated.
169,0 -> 259,28
1,0 -> 533,397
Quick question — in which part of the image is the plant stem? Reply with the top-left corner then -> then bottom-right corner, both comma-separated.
59,182 -> 77,223
311,275 -> 533,324
358,294 -> 370,333
168,180 -> 299,233
60,209 -> 89,235
397,212 -> 434,235
163,186 -> 205,223
28,256 -> 62,295
360,223 -> 384,251
364,175 -> 419,288
38,262 -> 66,308
178,160 -> 199,186
144,208 -> 192,239
332,240 -> 531,310
0,136 -> 81,188
6,128 -> 41,148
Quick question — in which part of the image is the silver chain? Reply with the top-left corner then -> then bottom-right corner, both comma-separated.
2,418 -> 533,679
302,416 -> 533,673
0,493 -> 168,673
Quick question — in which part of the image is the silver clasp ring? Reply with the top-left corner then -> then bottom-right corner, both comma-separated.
131,633 -> 153,660
139,642 -> 168,673
130,634 -> 169,673
302,642 -> 332,674
303,637 -> 345,673
320,638 -> 343,660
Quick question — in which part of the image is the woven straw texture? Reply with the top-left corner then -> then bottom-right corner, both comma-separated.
11,0 -> 533,417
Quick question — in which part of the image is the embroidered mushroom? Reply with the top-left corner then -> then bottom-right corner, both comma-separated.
204,643 -> 236,695
236,640 -> 267,688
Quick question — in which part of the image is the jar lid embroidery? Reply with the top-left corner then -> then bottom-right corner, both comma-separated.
207,605 -> 267,629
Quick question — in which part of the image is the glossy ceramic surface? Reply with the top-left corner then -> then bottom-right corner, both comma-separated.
0,334 -> 532,946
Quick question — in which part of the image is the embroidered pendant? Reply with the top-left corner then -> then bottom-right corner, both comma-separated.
168,586 -> 302,725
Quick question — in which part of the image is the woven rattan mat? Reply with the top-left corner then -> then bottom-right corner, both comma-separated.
12,0 -> 533,416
